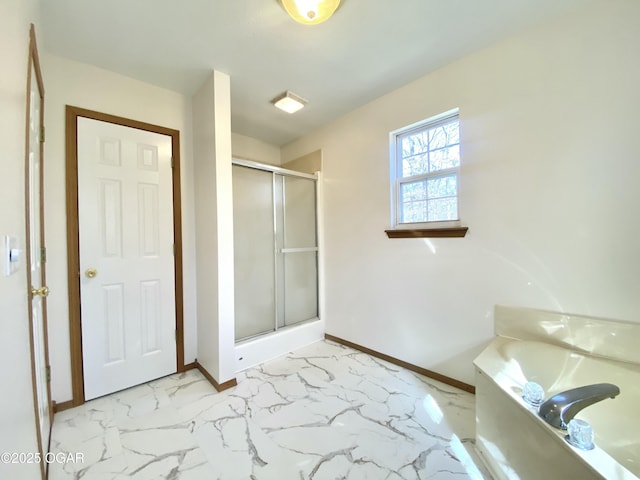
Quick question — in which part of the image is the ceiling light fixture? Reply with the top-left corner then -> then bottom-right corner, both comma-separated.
271,91 -> 307,114
280,0 -> 341,26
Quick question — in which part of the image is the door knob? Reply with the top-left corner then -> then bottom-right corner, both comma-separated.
31,286 -> 50,298
85,268 -> 98,278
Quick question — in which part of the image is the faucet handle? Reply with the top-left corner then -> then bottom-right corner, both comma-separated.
566,419 -> 595,450
523,381 -> 545,406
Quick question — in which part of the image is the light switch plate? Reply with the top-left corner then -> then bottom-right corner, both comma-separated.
4,235 -> 20,276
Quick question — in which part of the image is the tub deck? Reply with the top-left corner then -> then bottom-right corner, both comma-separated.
475,336 -> 640,480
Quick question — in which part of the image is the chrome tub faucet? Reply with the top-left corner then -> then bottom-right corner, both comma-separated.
539,383 -> 620,429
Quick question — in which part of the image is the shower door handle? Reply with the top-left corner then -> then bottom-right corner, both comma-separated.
280,247 -> 319,253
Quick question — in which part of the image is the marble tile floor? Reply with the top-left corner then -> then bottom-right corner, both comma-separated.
49,340 -> 492,480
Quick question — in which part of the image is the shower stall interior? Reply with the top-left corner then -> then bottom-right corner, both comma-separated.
232,159 -> 319,343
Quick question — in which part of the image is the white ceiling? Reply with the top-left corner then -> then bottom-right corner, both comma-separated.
40,0 -> 593,146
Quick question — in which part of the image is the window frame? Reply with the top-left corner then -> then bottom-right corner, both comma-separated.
389,108 -> 461,231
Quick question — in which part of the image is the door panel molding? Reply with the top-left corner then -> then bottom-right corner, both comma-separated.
65,105 -> 185,406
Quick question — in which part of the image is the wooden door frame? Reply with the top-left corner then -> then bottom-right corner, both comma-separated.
24,24 -> 51,480
65,105 -> 186,407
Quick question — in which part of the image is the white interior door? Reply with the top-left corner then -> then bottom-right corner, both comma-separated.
26,51 -> 51,465
78,117 -> 177,400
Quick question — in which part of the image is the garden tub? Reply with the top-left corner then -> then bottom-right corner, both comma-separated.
474,306 -> 640,480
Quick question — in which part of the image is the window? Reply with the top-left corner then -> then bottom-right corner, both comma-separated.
390,109 -> 460,229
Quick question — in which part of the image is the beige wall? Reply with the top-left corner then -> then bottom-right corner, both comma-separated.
232,132 -> 281,166
282,150 -> 322,174
281,0 -> 640,385
41,54 -> 197,403
0,1 -> 43,478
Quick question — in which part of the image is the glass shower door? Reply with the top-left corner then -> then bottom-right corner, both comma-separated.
233,165 -> 276,340
233,161 -> 318,342
279,175 -> 318,327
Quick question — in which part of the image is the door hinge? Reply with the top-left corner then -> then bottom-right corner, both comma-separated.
40,247 -> 46,264
40,125 -> 45,143
46,365 -> 51,383
171,157 -> 174,168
